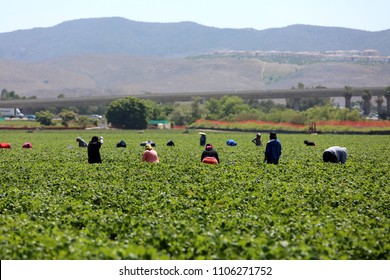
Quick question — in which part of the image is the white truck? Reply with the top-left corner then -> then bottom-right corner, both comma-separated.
0,108 -> 24,118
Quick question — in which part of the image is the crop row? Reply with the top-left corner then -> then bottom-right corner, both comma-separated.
0,130 -> 389,259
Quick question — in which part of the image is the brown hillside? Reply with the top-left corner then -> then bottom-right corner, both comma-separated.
0,55 -> 389,98
267,62 -> 390,89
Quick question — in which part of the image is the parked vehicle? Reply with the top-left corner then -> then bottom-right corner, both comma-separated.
90,114 -> 102,120
26,114 -> 37,120
0,108 -> 24,118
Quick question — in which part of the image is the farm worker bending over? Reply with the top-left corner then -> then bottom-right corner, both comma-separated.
166,140 -> 175,146
264,132 -> 282,164
252,133 -> 263,146
88,136 -> 103,164
323,146 -> 348,164
0,143 -> 11,148
201,143 -> 220,164
226,139 -> 237,146
142,143 -> 159,163
76,136 -> 88,147
22,142 -> 32,148
116,140 -> 126,148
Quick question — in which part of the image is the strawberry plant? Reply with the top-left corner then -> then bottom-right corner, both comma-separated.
0,130 -> 389,259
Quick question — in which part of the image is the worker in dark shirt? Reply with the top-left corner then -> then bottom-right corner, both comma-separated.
264,132 -> 282,164
252,133 -> 263,146
201,143 -> 219,164
88,136 -> 103,164
199,132 -> 206,146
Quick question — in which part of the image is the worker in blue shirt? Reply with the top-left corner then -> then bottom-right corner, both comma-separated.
264,132 -> 282,164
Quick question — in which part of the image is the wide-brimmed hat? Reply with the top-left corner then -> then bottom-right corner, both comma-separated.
145,143 -> 153,150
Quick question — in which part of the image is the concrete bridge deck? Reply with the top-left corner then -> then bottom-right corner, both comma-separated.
0,87 -> 387,111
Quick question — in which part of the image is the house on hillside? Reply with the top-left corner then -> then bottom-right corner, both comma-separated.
148,120 -> 171,129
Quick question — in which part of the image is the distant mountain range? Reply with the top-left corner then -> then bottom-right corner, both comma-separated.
1,17 -> 389,61
0,17 -> 389,97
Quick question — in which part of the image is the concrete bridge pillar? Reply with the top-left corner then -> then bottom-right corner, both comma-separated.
292,98 -> 301,111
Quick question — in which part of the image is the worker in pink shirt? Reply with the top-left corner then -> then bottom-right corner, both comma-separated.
142,143 -> 159,163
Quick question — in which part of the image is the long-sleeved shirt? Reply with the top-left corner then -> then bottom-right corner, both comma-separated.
88,140 -> 102,163
264,139 -> 282,164
201,149 -> 219,163
324,146 -> 348,164
78,139 -> 88,147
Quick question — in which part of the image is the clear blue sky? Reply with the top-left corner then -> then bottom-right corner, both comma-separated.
2,0 -> 389,33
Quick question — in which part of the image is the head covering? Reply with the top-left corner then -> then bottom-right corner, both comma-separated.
256,133 -> 261,137
76,137 -> 81,141
323,151 -> 337,163
270,132 -> 277,139
199,132 -> 206,135
205,143 -> 213,150
145,143 -> 153,150
22,142 -> 32,148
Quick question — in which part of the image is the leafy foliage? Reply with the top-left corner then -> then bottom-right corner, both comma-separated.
35,111 -> 54,126
106,97 -> 150,129
0,130 -> 389,260
1,88 -> 21,100
59,109 -> 77,127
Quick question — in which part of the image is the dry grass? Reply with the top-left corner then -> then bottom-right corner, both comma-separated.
1,55 -> 389,98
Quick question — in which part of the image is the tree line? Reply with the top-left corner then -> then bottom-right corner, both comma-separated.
32,94 -> 382,128
101,95 -> 366,129
3,87 -> 388,128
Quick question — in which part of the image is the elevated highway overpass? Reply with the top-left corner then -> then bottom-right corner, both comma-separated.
0,87 -> 387,114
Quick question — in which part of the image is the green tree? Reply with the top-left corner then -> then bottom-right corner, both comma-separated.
1,89 -> 20,100
344,86 -> 353,109
190,96 -> 206,122
346,109 -> 361,121
77,116 -> 96,128
35,111 -> 54,126
305,105 -> 338,121
169,103 -> 193,126
59,109 -> 77,127
362,89 -> 372,116
205,98 -> 221,120
106,97 -> 150,129
375,96 -> 384,114
219,96 -> 250,120
286,97 -> 330,111
385,86 -> 390,115
142,100 -> 173,120
250,99 -> 283,113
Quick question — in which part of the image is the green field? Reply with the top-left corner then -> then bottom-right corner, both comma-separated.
0,129 -> 389,259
